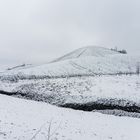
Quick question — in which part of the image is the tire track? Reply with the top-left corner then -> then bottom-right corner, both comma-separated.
69,61 -> 96,76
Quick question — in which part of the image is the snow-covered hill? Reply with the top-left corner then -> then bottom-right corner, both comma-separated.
0,46 -> 140,111
52,46 -> 119,62
0,46 -> 140,81
0,46 -> 140,140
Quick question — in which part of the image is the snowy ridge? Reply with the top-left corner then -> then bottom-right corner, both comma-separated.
6,64 -> 33,71
52,46 -> 119,62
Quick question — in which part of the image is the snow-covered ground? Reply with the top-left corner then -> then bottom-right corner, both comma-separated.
0,75 -> 140,112
0,94 -> 140,140
1,47 -> 140,80
1,55 -> 140,79
0,46 -> 140,140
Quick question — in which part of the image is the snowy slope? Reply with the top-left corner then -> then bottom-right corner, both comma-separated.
3,46 -> 139,80
0,46 -> 140,111
0,46 -> 140,140
0,94 -> 140,140
52,46 -> 119,62
0,46 -> 140,81
1,54 -> 140,81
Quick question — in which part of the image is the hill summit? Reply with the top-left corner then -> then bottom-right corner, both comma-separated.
52,46 -> 119,62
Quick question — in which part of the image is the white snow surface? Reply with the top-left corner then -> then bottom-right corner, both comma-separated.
0,94 -> 140,140
1,46 -> 140,79
1,54 -> 140,79
0,75 -> 140,107
0,47 -> 140,139
52,46 -> 119,62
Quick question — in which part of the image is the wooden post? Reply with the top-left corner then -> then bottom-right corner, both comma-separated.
136,62 -> 140,75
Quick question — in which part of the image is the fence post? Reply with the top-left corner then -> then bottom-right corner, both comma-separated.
136,62 -> 140,75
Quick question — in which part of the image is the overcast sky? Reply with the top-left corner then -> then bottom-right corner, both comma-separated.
0,0 -> 140,69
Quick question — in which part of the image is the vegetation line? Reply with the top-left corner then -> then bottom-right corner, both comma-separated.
0,72 -> 139,82
60,102 -> 140,113
0,90 -> 140,116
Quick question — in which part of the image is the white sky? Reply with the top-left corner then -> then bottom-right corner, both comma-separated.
0,0 -> 140,69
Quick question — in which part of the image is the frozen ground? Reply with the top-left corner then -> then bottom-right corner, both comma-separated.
0,75 -> 140,113
0,46 -> 140,140
0,94 -> 140,140
1,55 -> 140,80
1,47 -> 140,80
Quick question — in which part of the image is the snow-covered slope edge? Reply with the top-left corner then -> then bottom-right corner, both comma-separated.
0,94 -> 140,140
0,75 -> 140,114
